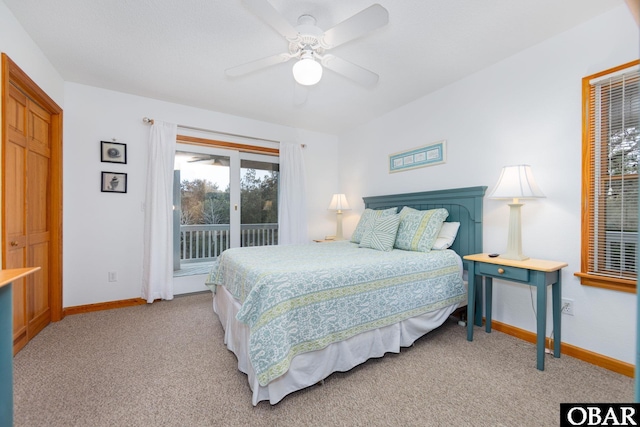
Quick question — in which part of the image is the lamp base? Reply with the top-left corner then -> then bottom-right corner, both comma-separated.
499,252 -> 530,261
335,210 -> 344,240
499,203 -> 529,261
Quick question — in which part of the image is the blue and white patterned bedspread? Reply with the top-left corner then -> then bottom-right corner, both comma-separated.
208,240 -> 465,386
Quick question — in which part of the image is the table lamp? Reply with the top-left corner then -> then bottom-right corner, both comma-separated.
488,165 -> 545,260
328,194 -> 350,240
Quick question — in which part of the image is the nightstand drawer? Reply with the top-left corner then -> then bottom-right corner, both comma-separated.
476,263 -> 530,282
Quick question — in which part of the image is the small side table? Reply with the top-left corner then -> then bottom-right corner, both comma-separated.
463,253 -> 568,371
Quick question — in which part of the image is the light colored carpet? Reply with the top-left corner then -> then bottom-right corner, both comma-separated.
13,292 -> 633,426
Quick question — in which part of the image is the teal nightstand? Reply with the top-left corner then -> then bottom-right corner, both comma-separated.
463,253 -> 568,371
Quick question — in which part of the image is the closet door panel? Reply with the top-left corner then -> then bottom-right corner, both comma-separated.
5,86 -> 28,352
27,239 -> 49,337
25,100 -> 52,339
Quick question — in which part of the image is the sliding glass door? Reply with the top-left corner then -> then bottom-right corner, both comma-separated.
172,143 -> 278,292
240,157 -> 279,248
173,146 -> 238,277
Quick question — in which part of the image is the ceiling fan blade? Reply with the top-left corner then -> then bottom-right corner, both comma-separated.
293,83 -> 309,106
242,0 -> 299,39
225,53 -> 291,77
321,4 -> 389,49
322,55 -> 379,87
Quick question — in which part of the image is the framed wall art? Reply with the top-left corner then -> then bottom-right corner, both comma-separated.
101,171 -> 127,193
101,141 -> 127,164
389,140 -> 446,173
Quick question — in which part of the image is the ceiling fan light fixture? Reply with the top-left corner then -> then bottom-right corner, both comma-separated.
292,53 -> 323,86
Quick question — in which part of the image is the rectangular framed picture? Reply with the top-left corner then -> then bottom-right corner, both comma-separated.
388,140 -> 447,173
101,171 -> 127,193
101,141 -> 127,164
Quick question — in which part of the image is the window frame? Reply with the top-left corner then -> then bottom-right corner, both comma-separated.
576,59 -> 640,294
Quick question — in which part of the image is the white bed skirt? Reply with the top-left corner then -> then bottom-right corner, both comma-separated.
213,284 -> 464,405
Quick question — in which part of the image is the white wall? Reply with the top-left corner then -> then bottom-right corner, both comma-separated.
63,82 -> 339,307
339,4 -> 639,364
0,1 -> 64,106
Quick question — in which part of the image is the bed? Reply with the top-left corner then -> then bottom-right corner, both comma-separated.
208,186 -> 486,405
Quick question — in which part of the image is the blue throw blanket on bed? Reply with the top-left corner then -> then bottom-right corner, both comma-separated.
208,241 -> 466,386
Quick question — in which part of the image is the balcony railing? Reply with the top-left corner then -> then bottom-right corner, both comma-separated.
604,230 -> 637,274
178,223 -> 278,266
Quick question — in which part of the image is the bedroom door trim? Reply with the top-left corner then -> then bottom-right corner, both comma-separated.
1,54 -> 63,327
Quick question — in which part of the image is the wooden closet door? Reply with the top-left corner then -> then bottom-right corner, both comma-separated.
2,54 -> 63,355
4,83 -> 51,353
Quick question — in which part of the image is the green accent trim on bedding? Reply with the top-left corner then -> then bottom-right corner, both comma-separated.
254,265 -> 459,330
257,293 -> 464,386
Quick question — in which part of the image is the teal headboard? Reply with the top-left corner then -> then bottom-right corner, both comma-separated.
362,186 -> 487,271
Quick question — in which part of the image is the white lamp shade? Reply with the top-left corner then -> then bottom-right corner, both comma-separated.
488,165 -> 545,200
328,194 -> 350,211
293,57 -> 323,86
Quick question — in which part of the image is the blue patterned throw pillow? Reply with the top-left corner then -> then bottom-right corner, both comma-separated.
350,207 -> 398,244
359,214 -> 401,252
394,207 -> 449,252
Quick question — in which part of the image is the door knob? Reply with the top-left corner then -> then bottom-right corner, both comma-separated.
497,268 -> 505,274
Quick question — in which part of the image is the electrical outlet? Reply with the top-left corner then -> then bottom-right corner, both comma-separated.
108,271 -> 118,282
561,298 -> 574,316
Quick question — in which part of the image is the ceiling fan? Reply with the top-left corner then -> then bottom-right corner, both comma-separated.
226,0 -> 389,88
182,154 -> 231,167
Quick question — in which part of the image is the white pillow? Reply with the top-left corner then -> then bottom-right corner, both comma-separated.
431,222 -> 460,250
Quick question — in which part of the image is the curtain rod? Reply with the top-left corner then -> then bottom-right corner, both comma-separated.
142,117 -> 280,144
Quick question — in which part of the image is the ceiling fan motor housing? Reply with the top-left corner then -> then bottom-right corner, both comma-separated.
290,16 -> 325,58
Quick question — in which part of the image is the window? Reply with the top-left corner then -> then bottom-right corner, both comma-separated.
577,60 -> 640,293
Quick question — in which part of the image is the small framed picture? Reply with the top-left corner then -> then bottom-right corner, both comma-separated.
101,141 -> 127,164
388,140 -> 447,173
101,171 -> 127,193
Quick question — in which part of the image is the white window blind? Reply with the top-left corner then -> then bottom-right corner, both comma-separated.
586,65 -> 639,281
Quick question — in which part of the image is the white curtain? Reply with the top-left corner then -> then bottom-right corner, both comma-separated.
142,121 -> 177,303
278,141 -> 308,244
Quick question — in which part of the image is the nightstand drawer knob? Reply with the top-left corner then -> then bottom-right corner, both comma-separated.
498,268 -> 505,274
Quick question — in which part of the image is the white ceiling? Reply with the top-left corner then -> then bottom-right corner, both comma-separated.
3,0 -> 624,134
